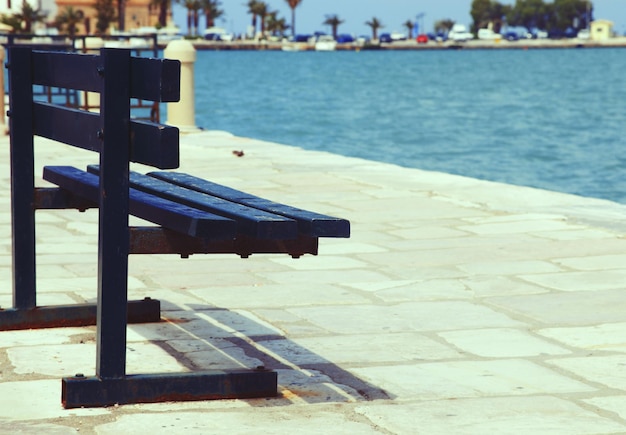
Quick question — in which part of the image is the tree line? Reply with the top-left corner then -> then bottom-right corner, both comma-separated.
0,0 -> 596,39
183,0 -> 597,39
470,0 -> 593,34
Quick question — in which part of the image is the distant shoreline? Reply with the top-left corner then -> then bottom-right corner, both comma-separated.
185,37 -> 626,51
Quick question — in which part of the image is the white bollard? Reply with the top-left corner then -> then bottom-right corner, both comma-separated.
79,38 -> 105,112
164,40 -> 199,132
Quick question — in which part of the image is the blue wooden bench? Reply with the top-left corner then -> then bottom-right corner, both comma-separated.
0,47 -> 349,408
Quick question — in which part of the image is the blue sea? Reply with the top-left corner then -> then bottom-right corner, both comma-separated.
192,48 -> 626,204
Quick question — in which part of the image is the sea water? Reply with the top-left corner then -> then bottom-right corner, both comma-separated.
193,48 -> 626,204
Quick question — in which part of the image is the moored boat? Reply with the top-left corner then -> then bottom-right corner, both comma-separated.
282,42 -> 307,51
314,35 -> 337,51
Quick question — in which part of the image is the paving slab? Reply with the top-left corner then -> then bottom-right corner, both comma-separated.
95,407 -> 381,435
351,359 -> 596,400
438,328 -> 571,358
1,131 -> 626,433
355,397 -> 626,435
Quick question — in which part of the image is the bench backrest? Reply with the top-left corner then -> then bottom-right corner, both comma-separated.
8,47 -> 181,310
9,48 -> 181,169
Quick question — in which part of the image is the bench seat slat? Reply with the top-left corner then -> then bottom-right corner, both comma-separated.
86,165 -> 298,240
43,166 -> 236,240
31,50 -> 180,102
148,172 -> 351,238
34,102 -> 179,169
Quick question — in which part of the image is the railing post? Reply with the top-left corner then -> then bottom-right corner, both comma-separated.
164,40 -> 199,133
0,45 -> 5,135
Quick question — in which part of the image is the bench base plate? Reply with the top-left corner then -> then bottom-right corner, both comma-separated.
0,298 -> 161,331
62,369 -> 278,408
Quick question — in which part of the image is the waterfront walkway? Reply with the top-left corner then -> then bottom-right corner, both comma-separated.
2,131 -> 626,434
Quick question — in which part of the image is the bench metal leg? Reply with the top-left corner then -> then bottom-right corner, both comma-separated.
96,49 -> 132,380
0,298 -> 161,331
62,369 -> 278,408
9,48 -> 37,312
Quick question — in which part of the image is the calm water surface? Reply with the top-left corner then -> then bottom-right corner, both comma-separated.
194,48 -> 626,203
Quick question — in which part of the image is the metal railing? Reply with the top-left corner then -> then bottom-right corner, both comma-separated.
1,33 -> 161,123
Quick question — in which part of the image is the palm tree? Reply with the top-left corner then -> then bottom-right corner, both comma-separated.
181,0 -> 201,36
323,14 -> 343,39
403,20 -> 414,39
55,6 -> 83,36
246,0 -> 263,37
365,17 -> 383,40
15,1 -> 47,33
116,0 -> 125,31
266,10 -> 288,37
255,1 -> 269,37
434,19 -> 454,34
151,0 -> 170,28
202,0 -> 223,29
94,0 -> 116,34
0,15 -> 22,33
284,0 -> 301,36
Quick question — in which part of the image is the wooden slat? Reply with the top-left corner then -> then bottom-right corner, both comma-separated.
149,172 -> 351,238
33,102 -> 179,169
129,227 -> 319,258
34,187 -> 97,211
33,102 -> 101,151
27,49 -> 180,102
129,120 -> 179,169
43,166 -> 237,240
31,50 -> 101,92
130,56 -> 180,102
87,165 -> 298,240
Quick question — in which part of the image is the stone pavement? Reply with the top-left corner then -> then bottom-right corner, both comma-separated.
2,130 -> 626,434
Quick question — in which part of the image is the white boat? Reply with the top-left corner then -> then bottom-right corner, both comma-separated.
314,35 -> 337,51
282,42 -> 307,51
204,26 -> 234,41
448,24 -> 474,42
101,37 -> 152,50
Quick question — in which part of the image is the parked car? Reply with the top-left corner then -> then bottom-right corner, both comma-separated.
379,33 -> 393,43
477,28 -> 500,40
504,31 -> 519,41
390,31 -> 407,41
549,28 -> 577,39
448,24 -> 474,42
428,32 -> 447,42
577,29 -> 590,39
356,35 -> 371,45
336,34 -> 355,43
416,34 -> 428,44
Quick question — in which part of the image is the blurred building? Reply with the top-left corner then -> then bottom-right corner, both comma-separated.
54,0 -> 159,34
590,20 -> 614,40
1,0 -> 161,34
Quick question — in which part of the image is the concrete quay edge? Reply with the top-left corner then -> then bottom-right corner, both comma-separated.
1,130 -> 626,434
188,37 -> 626,51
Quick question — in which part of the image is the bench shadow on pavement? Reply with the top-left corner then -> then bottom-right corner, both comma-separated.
129,301 -> 393,405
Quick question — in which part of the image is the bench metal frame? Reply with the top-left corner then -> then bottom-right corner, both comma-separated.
1,48 -> 287,407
